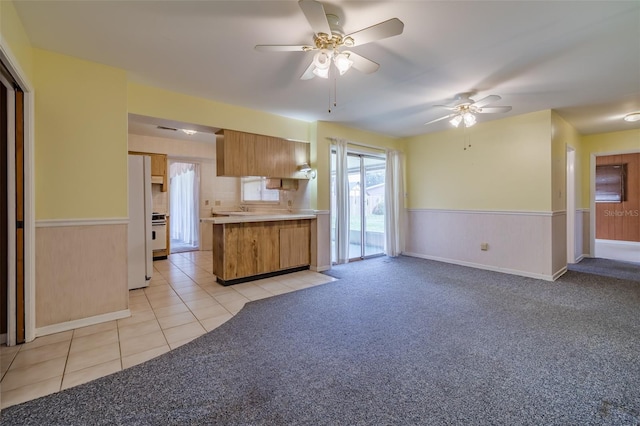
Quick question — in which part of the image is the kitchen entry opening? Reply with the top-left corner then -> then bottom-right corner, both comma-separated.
331,150 -> 386,262
169,161 -> 200,253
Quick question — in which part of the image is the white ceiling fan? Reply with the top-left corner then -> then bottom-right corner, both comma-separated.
255,0 -> 404,80
425,93 -> 513,128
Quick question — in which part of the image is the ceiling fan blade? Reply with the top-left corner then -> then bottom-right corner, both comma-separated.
473,94 -> 501,108
478,106 -> 513,113
300,61 -> 316,80
433,104 -> 456,110
345,51 -> 379,74
424,114 -> 454,126
255,45 -> 311,52
298,0 -> 331,36
346,18 -> 404,47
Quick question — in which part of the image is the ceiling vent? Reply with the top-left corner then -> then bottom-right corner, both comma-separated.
157,126 -> 178,131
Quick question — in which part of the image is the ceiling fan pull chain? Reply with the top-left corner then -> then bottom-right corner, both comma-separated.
333,74 -> 338,108
463,126 -> 470,150
328,69 -> 332,113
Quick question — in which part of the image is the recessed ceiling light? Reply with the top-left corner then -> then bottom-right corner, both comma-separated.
623,112 -> 640,122
181,129 -> 198,135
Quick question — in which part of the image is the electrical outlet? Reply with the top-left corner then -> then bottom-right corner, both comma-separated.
480,243 -> 489,251
205,200 -> 209,206
215,200 -> 221,206
287,200 -> 293,207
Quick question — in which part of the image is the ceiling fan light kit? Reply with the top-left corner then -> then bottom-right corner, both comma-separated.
333,52 -> 354,75
255,0 -> 403,84
623,112 -> 640,122
310,48 -> 353,79
426,92 -> 512,129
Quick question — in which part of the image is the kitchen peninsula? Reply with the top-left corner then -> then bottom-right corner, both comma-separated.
201,212 -> 316,286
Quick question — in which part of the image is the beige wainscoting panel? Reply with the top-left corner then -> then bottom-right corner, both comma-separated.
36,224 -> 128,328
310,212 -> 331,272
579,210 -> 591,257
404,209 -> 557,281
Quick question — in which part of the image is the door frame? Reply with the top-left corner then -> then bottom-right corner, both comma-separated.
1,41 -> 35,344
589,148 -> 640,259
345,150 -> 386,261
168,158 -> 201,252
566,146 -> 576,264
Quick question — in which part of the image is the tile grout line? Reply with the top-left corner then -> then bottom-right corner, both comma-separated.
1,252 -> 334,407
146,268 -> 172,352
159,261 -> 234,338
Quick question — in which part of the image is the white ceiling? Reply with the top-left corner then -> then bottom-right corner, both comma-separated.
14,0 -> 640,138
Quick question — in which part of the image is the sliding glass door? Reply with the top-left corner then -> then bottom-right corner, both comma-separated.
331,151 -> 385,262
169,161 -> 200,253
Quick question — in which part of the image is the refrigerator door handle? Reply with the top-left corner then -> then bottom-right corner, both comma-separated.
152,230 -> 156,240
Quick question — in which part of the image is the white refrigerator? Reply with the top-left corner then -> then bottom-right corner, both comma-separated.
127,155 -> 153,290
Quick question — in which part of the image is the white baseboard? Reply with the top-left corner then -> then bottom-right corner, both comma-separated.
595,239 -> 640,263
35,309 -> 131,338
552,266 -> 568,280
403,252 -> 559,282
311,264 -> 331,272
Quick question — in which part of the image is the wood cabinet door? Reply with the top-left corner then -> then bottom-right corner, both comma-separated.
216,129 -> 310,179
293,142 -> 310,178
233,222 -> 279,278
217,129 -> 256,176
150,154 -> 166,176
279,222 -> 310,269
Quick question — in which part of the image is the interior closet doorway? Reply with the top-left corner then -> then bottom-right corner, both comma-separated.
331,150 -> 386,262
592,151 -> 640,263
169,161 -> 200,253
1,61 -> 26,345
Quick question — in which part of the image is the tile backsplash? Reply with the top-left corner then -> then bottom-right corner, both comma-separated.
152,184 -> 167,214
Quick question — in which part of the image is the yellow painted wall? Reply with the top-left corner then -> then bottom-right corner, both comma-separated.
0,0 -> 33,81
403,110 -> 552,211
127,83 -> 309,142
34,49 -> 128,219
551,112 -> 582,210
580,129 -> 640,208
314,121 -> 401,210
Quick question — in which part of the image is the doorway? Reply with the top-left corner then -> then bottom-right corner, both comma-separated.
591,151 -> 640,263
169,161 -> 200,253
1,60 -> 26,345
331,151 -> 386,262
566,146 -> 576,264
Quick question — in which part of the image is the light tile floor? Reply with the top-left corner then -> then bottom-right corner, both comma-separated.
0,251 -> 336,409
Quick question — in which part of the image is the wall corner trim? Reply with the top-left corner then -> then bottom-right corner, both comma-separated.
310,265 -> 331,272
552,266 -> 567,281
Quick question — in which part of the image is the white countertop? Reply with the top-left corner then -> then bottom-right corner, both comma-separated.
201,213 -> 316,224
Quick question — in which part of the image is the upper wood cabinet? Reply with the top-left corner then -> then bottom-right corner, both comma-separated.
150,154 -> 168,192
216,129 -> 310,179
150,154 -> 166,178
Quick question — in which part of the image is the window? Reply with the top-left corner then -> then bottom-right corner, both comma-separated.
241,177 -> 279,203
595,164 -> 626,203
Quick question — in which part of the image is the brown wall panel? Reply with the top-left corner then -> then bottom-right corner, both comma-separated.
595,153 -> 640,242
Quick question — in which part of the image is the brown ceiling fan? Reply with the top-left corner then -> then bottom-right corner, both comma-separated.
255,0 -> 404,80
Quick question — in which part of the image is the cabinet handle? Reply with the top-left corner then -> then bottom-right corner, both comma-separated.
152,231 -> 156,240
